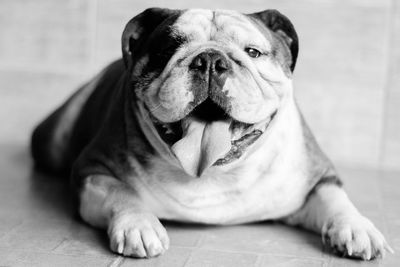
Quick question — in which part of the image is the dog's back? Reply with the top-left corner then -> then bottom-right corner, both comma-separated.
31,60 -> 125,173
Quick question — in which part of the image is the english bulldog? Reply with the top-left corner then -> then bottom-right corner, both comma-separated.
31,8 -> 393,260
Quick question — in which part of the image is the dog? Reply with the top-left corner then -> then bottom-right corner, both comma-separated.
31,8 -> 393,260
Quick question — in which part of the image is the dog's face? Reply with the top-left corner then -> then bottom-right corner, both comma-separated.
122,8 -> 299,176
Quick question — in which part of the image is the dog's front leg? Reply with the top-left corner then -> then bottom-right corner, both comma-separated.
78,175 -> 169,258
284,182 -> 393,260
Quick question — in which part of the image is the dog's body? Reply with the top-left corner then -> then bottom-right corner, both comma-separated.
32,8 -> 392,259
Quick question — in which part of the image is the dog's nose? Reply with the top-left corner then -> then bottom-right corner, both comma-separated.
189,50 -> 230,75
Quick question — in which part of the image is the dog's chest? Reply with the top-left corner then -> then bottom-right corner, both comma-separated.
129,107 -> 311,224
132,157 -> 309,224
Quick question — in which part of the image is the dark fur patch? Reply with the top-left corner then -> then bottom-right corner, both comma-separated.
135,17 -> 188,79
122,8 -> 183,70
306,175 -> 343,202
247,9 -> 299,73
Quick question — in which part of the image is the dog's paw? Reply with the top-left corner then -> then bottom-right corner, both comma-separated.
107,211 -> 169,258
322,214 -> 394,260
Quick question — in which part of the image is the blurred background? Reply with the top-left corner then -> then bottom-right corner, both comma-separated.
1,0 -> 399,171
0,1 -> 399,266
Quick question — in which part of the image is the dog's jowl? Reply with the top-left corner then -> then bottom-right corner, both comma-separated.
31,8 -> 393,260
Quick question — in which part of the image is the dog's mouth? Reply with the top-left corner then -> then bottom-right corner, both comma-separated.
153,99 -> 275,177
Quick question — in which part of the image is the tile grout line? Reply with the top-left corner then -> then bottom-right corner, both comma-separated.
182,249 -> 195,267
253,254 -> 264,267
50,237 -> 68,252
194,233 -> 206,248
107,256 -> 124,267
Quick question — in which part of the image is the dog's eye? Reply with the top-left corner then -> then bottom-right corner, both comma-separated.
245,47 -> 261,58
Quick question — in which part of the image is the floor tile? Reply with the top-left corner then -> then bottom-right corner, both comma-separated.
0,219 -> 73,251
120,247 -> 192,267
257,255 -> 324,267
184,249 -> 259,267
166,222 -> 207,247
199,223 -> 323,258
0,248 -> 115,267
53,225 -> 112,256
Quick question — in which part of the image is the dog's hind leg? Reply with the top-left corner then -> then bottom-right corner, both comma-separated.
31,73 -> 103,173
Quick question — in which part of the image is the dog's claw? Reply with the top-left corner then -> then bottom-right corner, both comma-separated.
386,244 -> 395,254
117,242 -> 123,254
322,214 -> 391,260
346,243 -> 352,256
108,211 -> 169,258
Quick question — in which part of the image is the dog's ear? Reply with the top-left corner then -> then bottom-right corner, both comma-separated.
122,8 -> 180,70
249,10 -> 299,72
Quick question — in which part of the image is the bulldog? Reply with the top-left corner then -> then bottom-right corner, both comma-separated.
31,8 -> 393,260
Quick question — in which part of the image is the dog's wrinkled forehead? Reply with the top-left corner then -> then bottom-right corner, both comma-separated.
123,8 -> 298,76
173,9 -> 272,49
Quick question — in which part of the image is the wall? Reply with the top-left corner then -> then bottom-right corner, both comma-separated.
0,0 -> 398,170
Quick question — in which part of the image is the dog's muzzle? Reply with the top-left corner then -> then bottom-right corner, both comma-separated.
150,50 -> 274,177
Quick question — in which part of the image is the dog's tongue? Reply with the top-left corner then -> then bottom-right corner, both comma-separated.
171,117 -> 231,177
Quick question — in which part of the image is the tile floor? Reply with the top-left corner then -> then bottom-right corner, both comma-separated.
0,145 -> 399,266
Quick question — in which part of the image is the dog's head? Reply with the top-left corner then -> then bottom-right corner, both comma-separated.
122,8 -> 298,176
